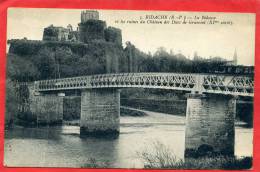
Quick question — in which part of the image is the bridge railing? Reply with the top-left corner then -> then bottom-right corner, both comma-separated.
201,75 -> 254,96
34,73 -> 254,97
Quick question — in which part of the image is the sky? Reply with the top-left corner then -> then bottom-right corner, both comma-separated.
7,8 -> 256,66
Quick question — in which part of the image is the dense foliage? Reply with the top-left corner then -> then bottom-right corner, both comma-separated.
7,40 -> 124,81
7,40 -> 230,82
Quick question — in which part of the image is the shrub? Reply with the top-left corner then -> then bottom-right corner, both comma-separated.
138,141 -> 252,170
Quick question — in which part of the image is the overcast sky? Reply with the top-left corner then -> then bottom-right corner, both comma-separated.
7,8 -> 255,66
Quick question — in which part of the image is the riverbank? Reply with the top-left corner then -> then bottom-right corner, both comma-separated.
63,107 -> 186,126
121,106 -> 148,117
121,96 -> 253,127
63,107 -> 250,127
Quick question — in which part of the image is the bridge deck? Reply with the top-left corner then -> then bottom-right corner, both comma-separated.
34,73 -> 254,97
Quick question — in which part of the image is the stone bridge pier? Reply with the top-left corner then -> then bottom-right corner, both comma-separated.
80,89 -> 120,136
185,93 -> 236,158
31,92 -> 64,125
78,89 -> 237,157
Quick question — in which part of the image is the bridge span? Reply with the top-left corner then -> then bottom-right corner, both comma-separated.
34,72 -> 254,97
24,72 -> 254,158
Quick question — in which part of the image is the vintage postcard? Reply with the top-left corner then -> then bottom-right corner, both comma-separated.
4,8 -> 255,169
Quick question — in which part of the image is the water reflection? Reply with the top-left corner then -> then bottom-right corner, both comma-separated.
5,126 -> 63,140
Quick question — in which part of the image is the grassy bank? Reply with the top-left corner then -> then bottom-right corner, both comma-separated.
138,141 -> 252,170
120,107 -> 148,117
121,98 -> 186,116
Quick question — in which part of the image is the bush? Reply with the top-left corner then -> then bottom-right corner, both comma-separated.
81,157 -> 110,168
138,141 -> 252,169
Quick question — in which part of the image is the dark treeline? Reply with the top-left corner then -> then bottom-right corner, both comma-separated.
7,40 -> 236,82
127,45 -> 230,73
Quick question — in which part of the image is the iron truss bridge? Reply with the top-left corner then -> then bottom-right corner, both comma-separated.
34,73 -> 254,97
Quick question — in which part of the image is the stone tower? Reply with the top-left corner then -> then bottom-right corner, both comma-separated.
81,10 -> 99,23
78,10 -> 106,43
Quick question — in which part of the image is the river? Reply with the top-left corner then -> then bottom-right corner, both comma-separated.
4,110 -> 253,168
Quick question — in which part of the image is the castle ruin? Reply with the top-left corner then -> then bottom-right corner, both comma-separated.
42,10 -> 122,45
41,10 -> 124,73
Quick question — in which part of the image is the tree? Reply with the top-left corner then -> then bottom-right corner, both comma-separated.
7,53 -> 39,82
5,79 -> 20,127
34,47 -> 56,79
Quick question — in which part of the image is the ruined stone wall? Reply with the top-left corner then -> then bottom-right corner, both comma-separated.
105,43 -> 120,73
68,31 -> 79,42
80,89 -> 120,135
124,43 -> 138,72
43,27 -> 59,41
105,27 -> 122,45
43,26 -> 69,41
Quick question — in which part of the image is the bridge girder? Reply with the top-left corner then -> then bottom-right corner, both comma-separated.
34,73 -> 254,97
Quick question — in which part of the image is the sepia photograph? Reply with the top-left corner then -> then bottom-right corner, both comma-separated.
4,8 -> 255,169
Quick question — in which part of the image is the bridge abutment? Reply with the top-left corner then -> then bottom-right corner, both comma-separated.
31,93 -> 64,125
80,89 -> 120,136
185,93 -> 236,158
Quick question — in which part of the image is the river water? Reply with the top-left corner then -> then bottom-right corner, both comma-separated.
4,110 -> 253,168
